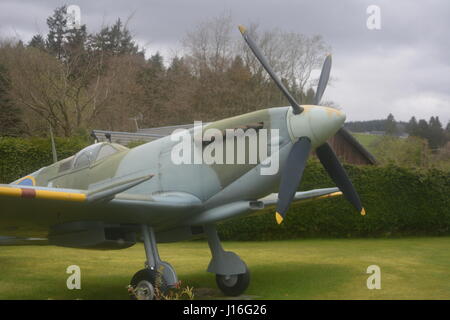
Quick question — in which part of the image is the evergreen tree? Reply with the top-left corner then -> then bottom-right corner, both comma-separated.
0,64 -> 22,136
406,116 -> 418,136
167,56 -> 190,77
416,119 -> 430,142
31,6 -> 87,62
88,19 -> 142,56
28,34 -> 46,51
46,5 -> 68,59
445,121 -> 450,143
428,116 -> 446,149
65,25 -> 87,55
304,87 -> 315,104
148,52 -> 165,73
385,113 -> 397,135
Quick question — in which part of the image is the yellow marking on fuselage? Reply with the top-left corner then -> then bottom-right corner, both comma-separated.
35,190 -> 86,202
361,208 -> 366,216
0,186 -> 86,202
0,186 -> 22,197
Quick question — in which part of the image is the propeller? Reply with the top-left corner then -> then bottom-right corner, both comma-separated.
316,142 -> 365,215
238,25 -> 366,224
238,26 -> 303,115
312,54 -> 365,216
275,137 -> 311,224
313,54 -> 332,105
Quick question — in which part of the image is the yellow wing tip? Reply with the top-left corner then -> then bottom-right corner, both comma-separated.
275,212 -> 284,224
361,208 -> 366,216
316,191 -> 342,200
238,25 -> 246,34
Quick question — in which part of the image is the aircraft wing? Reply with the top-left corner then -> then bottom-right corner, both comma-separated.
0,173 -> 153,204
0,174 -> 203,240
257,187 -> 342,207
189,187 -> 342,225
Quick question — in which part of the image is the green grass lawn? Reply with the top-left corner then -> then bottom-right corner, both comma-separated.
1,237 -> 449,300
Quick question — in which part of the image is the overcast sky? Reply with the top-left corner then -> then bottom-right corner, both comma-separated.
1,0 -> 449,125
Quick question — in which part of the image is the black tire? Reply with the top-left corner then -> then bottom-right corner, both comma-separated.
130,268 -> 168,300
216,266 -> 250,297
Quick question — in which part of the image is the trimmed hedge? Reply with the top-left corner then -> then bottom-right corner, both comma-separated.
218,161 -> 450,239
1,137 -> 449,239
0,136 -> 89,183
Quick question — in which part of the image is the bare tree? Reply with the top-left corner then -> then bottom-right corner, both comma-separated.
94,54 -> 146,131
0,11 -> 333,137
183,14 -> 330,108
238,24 -> 330,93
182,12 -> 234,75
0,41 -> 128,136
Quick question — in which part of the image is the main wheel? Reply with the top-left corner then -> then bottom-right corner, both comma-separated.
216,266 -> 250,297
130,268 -> 168,300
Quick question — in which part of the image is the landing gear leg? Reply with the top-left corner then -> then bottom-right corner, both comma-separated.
129,225 -> 178,300
204,224 -> 250,297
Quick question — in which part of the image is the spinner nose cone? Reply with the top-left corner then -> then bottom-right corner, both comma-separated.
309,106 -> 346,145
287,105 -> 346,147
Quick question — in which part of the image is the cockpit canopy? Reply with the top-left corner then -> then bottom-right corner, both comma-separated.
73,143 -> 128,169
59,143 -> 128,172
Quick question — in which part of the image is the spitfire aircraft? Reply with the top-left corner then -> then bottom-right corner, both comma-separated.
0,26 -> 366,299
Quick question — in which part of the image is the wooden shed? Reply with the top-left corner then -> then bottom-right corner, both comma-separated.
325,129 -> 376,165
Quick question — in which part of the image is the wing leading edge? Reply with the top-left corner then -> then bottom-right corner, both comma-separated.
0,173 -> 153,203
258,187 -> 342,207
188,187 -> 342,225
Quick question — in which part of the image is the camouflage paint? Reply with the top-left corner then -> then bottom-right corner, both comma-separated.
0,107 -> 297,236
33,144 -> 130,189
203,109 -> 271,189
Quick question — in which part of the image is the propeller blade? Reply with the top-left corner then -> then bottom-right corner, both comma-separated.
238,25 -> 303,115
313,54 -> 332,105
276,137 -> 311,224
315,142 -> 365,215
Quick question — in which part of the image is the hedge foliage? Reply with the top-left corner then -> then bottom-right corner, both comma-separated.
0,136 -> 89,183
218,161 -> 450,239
1,137 -> 449,239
